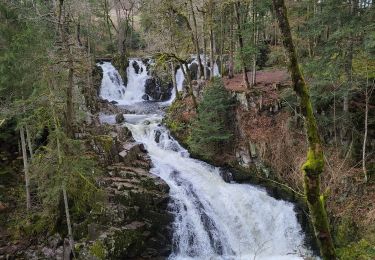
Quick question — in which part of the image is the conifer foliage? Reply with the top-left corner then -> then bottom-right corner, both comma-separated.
188,78 -> 233,160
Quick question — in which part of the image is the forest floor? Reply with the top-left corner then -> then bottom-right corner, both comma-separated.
223,69 -> 291,92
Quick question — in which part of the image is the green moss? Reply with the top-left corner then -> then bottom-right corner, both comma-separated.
94,135 -> 114,153
334,218 -> 358,247
302,148 -> 324,176
110,229 -> 144,258
90,240 -> 106,260
337,239 -> 375,260
112,54 -> 129,85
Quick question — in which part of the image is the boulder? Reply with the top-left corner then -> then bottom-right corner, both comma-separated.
132,61 -> 140,74
144,77 -> 173,101
0,201 -> 7,213
189,62 -> 198,80
115,113 -> 125,124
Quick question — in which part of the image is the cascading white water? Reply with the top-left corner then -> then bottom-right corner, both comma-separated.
122,59 -> 149,104
99,62 -> 314,260
98,62 -> 126,101
174,56 -> 221,96
98,59 -> 149,105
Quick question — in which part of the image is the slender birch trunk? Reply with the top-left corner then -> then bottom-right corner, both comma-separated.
25,125 -> 33,160
171,62 -> 179,99
20,125 -> 31,211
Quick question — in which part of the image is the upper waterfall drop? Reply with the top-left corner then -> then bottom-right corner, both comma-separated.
98,62 -> 126,101
122,59 -> 150,104
98,59 -> 150,105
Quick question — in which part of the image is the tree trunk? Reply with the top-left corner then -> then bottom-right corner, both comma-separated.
251,0 -> 257,86
219,10 -> 224,76
62,185 -> 74,254
104,0 -> 114,49
272,0 -> 336,259
20,126 -> 31,211
228,9 -> 234,79
188,0 -> 204,78
180,62 -> 198,109
57,0 -> 74,138
208,0 -> 215,80
171,62 -> 179,99
203,12 -> 208,80
234,1 -> 250,89
363,65 -> 369,182
66,50 -> 74,138
25,125 -> 33,160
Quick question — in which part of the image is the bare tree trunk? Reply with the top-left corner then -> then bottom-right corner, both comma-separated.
363,65 -> 370,182
104,0 -> 114,49
219,10 -> 224,76
171,62 -> 179,99
208,0 -> 215,80
20,126 -> 31,211
66,50 -> 74,138
188,0 -> 204,78
25,125 -> 33,160
203,12 -> 208,80
115,0 -> 125,56
228,9 -> 234,79
234,1 -> 250,88
273,0 -> 336,259
62,185 -> 74,253
251,0 -> 257,86
180,62 -> 198,109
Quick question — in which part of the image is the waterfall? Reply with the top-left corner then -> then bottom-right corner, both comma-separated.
98,62 -> 314,260
173,56 -> 220,99
98,62 -> 126,101
122,59 -> 149,104
98,59 -> 149,105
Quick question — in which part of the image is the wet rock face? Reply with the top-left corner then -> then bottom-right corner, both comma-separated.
189,62 -> 198,80
144,77 -> 173,101
115,113 -> 125,124
132,60 -> 140,74
82,124 -> 173,259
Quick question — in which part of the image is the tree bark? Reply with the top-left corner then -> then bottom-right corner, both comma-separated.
188,0 -> 204,78
228,8 -> 234,79
20,126 -> 31,211
62,185 -> 74,254
180,62 -> 198,109
58,0 -> 74,138
363,65 -> 370,182
208,0 -> 215,80
104,0 -> 114,49
251,0 -> 257,86
25,125 -> 33,160
171,62 -> 179,99
234,1 -> 250,89
272,0 -> 336,259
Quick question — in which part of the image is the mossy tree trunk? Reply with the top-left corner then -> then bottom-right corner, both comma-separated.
272,0 -> 336,259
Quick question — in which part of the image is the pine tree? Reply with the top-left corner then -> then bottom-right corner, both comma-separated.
188,77 -> 233,160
